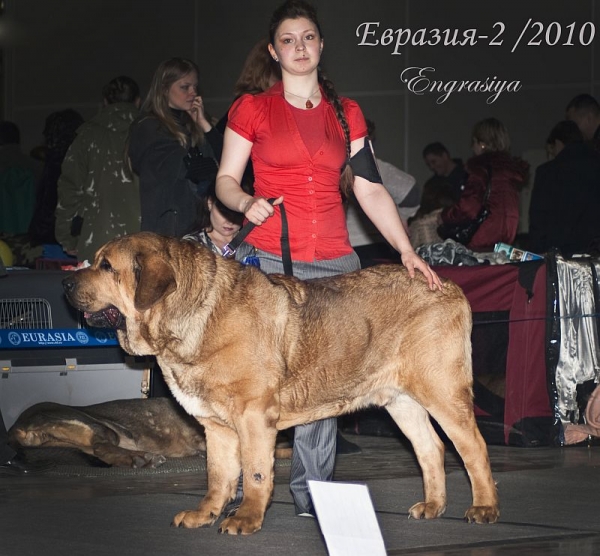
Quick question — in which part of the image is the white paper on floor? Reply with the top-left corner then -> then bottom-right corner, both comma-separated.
308,480 -> 387,556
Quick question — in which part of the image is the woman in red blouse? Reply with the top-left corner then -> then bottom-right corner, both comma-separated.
216,0 -> 441,517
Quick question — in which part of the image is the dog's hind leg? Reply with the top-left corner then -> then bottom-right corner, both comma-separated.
172,420 -> 242,529
386,395 -> 448,519
425,389 -> 499,524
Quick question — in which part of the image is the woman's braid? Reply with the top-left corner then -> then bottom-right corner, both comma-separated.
319,70 -> 355,197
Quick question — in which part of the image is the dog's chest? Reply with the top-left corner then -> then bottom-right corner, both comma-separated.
169,385 -> 213,419
157,363 -> 213,417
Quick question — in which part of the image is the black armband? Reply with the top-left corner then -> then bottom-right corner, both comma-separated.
348,138 -> 383,184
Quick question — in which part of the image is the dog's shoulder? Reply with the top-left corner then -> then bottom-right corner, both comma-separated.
264,273 -> 310,304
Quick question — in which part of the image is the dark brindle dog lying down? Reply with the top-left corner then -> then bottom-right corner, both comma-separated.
10,398 -> 292,468
9,397 -> 207,468
62,232 -> 499,535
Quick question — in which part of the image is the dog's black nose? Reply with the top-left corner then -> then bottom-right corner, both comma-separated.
62,275 -> 75,293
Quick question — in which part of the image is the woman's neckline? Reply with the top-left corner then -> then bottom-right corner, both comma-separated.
280,82 -> 324,111
169,107 -> 186,121
285,97 -> 325,112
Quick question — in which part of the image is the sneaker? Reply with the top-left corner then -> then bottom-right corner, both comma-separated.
297,511 -> 316,518
224,504 -> 240,518
295,503 -> 316,518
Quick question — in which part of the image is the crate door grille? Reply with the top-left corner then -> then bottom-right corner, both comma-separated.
0,298 -> 53,329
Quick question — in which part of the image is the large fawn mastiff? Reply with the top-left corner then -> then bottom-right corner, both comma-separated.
63,232 -> 499,535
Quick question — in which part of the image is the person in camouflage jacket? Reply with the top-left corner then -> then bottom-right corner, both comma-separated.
55,76 -> 142,263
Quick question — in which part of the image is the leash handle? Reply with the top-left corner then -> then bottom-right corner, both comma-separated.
222,199 -> 293,276
222,198 -> 278,258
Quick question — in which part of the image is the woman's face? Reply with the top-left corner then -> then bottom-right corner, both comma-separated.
208,200 -> 241,241
167,71 -> 198,111
269,17 -> 323,77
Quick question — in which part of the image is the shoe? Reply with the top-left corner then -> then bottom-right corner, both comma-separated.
335,432 -> 362,455
0,455 -> 55,476
295,503 -> 316,518
223,479 -> 244,516
223,503 -> 240,517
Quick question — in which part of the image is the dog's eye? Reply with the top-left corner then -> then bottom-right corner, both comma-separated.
99,258 -> 112,271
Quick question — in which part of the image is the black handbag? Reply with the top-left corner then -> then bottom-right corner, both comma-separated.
437,164 -> 492,245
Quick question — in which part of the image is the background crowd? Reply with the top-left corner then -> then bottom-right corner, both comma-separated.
0,0 -> 600,266
2,78 -> 599,270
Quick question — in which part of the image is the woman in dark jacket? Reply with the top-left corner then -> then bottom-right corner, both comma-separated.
440,118 -> 529,252
128,58 -> 222,237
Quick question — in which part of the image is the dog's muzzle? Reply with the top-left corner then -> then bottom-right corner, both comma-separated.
62,274 -> 126,330
84,306 -> 126,330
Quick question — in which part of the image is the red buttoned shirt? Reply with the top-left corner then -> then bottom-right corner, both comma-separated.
227,81 -> 368,262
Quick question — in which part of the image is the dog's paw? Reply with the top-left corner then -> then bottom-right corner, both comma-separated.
172,509 -> 219,529
132,453 -> 167,469
218,514 -> 263,535
408,501 -> 446,520
146,453 -> 167,468
464,505 -> 500,524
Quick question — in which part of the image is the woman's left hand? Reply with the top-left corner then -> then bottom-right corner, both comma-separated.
400,250 -> 444,291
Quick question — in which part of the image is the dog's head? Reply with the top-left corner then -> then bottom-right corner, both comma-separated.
62,232 -> 178,333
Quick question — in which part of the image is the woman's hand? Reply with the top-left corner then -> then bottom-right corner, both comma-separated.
400,250 -> 444,291
241,196 -> 284,226
188,96 -> 212,132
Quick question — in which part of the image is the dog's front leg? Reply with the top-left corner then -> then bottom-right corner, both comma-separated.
172,419 -> 241,529
218,406 -> 279,535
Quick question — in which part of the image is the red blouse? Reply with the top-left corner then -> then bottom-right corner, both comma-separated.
227,81 -> 368,261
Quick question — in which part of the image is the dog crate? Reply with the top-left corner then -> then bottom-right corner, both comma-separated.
1,297 -> 53,329
0,269 -> 152,429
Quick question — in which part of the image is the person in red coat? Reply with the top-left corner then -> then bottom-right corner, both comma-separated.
440,118 -> 529,252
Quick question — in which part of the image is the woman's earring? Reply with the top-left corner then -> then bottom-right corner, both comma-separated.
274,56 -> 279,62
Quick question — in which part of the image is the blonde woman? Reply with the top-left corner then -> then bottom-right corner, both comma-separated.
129,58 -> 221,236
439,117 -> 529,251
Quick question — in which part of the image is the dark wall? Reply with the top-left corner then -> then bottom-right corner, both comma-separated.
3,0 -> 599,192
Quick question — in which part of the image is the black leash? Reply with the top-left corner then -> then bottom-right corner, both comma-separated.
222,198 -> 293,276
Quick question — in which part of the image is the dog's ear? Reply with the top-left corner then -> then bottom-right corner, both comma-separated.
134,252 -> 176,312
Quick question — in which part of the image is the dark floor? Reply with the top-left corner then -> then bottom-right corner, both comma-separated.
1,433 -> 599,556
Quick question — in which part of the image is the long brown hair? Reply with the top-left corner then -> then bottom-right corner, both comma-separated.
269,0 -> 354,197
142,57 -> 204,148
234,38 -> 281,98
